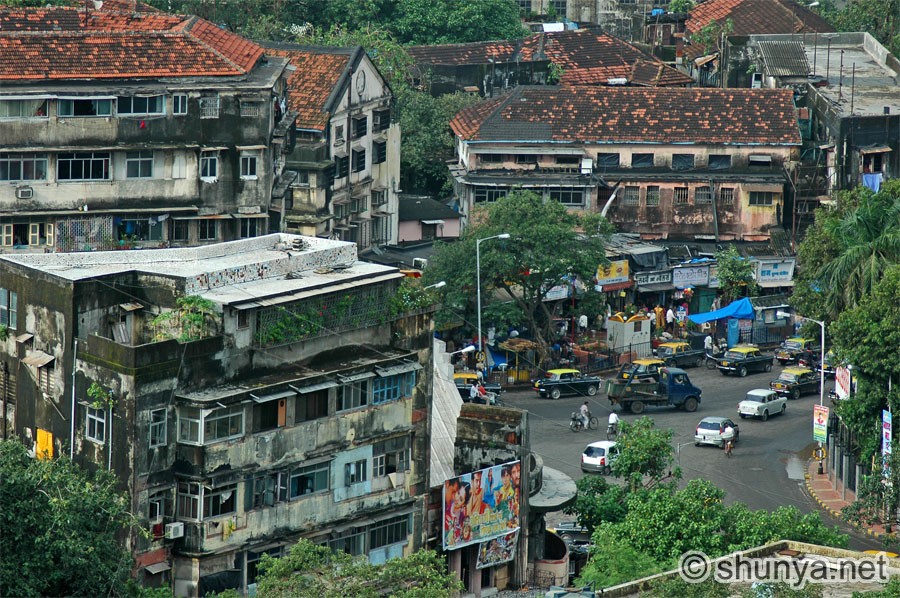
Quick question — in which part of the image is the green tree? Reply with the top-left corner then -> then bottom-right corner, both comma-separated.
714,245 -> 758,303
817,0 -> 900,56
255,538 -> 462,597
610,416 -> 679,491
690,18 -> 734,53
578,528 -> 665,588
667,0 -> 696,13
424,190 -> 613,360
563,475 -> 631,532
0,439 -> 135,597
390,0 -> 528,45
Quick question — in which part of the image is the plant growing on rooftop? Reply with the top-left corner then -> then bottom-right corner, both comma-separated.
151,295 -> 217,342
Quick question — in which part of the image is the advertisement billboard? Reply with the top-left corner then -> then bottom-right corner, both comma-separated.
813,405 -> 829,443
476,531 -> 518,569
596,259 -> 630,286
443,461 -> 521,550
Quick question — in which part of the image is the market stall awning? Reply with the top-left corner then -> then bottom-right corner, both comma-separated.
687,297 -> 755,324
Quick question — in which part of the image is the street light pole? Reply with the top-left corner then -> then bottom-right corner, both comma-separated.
476,234 -> 511,355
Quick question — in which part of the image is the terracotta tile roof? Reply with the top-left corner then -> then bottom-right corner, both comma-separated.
449,86 -> 801,146
687,0 -> 834,36
630,58 -> 694,86
409,29 -> 691,87
0,7 -> 264,81
265,46 -> 351,132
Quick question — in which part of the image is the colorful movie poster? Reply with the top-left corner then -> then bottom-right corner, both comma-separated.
442,460 -> 521,550
476,530 -> 518,569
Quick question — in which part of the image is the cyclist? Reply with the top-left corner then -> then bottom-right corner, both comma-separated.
579,401 -> 591,430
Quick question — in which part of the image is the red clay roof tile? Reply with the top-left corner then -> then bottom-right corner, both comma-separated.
687,0 -> 834,36
265,47 -> 351,132
450,86 -> 801,146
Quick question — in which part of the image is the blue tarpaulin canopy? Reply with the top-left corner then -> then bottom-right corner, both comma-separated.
687,297 -> 755,324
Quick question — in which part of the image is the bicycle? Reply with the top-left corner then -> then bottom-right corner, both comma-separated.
607,423 -> 619,441
569,411 -> 599,432
705,350 -> 720,370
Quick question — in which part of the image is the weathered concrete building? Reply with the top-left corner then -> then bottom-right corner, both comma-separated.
449,85 -> 801,241
0,234 -> 433,596
264,44 -> 401,251
0,5 -> 295,252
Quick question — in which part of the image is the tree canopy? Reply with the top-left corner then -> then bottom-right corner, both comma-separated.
0,439 -> 136,597
255,538 -> 462,597
424,190 -> 612,356
817,0 -> 900,56
714,245 -> 759,304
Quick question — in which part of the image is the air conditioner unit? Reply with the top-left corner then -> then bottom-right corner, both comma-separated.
164,521 -> 184,539
15,187 -> 33,200
413,258 -> 428,270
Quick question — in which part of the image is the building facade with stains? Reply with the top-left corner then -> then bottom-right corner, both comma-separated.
0,234 -> 433,596
449,85 -> 801,241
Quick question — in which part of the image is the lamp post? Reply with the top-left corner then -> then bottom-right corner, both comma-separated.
476,234 -> 511,355
778,310 -> 827,473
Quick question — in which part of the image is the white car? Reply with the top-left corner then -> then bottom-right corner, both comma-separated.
738,389 -> 786,421
581,440 -> 619,474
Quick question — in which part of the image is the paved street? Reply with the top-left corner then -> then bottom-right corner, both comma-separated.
503,361 -> 883,550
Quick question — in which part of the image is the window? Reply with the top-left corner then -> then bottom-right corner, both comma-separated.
551,0 -> 567,14
373,108 -> 391,132
126,151 -> 153,178
373,437 -> 410,477
253,396 -> 287,432
340,379 -> 369,411
369,515 -> 410,550
708,154 -> 731,169
117,95 -> 164,115
335,124 -> 345,141
596,153 -> 620,168
204,485 -> 237,518
0,98 -> 47,118
240,217 -> 260,238
237,310 -> 249,330
632,153 -> 654,168
86,406 -> 106,444
646,186 -> 660,207
556,155 -> 580,165
473,186 -> 508,203
372,189 -> 386,206
352,116 -> 368,139
28,223 -> 54,247
289,462 -> 329,497
246,548 -> 284,584
177,481 -> 201,520
373,372 -> 415,405
199,220 -> 217,241
373,141 -> 387,165
335,155 -> 349,179
149,408 -> 167,448
515,154 -> 537,164
118,218 -> 162,242
0,153 -> 47,181
672,154 -> 694,170
623,186 -> 639,206
674,187 -> 689,205
0,289 -> 17,330
328,528 -> 365,556
749,154 -> 773,167
203,405 -> 244,443
695,186 -> 712,204
719,187 -> 735,205
200,152 -> 218,180
58,98 -> 112,117
240,101 -> 261,117
240,152 -> 258,179
749,191 -> 775,206
345,459 -> 367,486
57,152 -> 110,180
296,390 -> 328,422
480,154 -> 503,164
149,489 -> 169,525
352,148 -> 366,173
548,187 -> 585,206
38,363 -> 54,395
199,94 -> 219,119
170,219 -> 189,242
173,94 -> 188,115
177,407 -> 201,444
252,473 -> 287,508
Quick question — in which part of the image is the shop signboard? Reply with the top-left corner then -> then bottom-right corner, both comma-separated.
672,265 -> 709,289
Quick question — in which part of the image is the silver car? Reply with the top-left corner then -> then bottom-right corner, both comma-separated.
694,416 -> 739,448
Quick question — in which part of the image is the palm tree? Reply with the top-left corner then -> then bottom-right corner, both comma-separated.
816,181 -> 900,319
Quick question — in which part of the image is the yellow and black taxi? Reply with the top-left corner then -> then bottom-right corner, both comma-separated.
817,351 -> 837,379
775,337 -> 818,365
454,372 -> 502,403
656,341 -> 706,368
533,368 -> 603,399
615,358 -> 666,382
769,366 -> 821,400
716,344 -> 773,377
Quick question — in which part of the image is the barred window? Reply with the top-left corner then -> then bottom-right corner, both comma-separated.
240,101 -> 261,117
646,186 -> 660,207
695,186 -> 712,204
674,187 -> 689,205
199,94 -> 219,119
719,187 -> 735,205
623,186 -> 639,206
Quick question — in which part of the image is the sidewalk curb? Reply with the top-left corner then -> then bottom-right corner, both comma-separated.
804,464 -> 896,541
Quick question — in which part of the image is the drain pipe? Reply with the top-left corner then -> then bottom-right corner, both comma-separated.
107,398 -> 113,471
70,338 -> 77,460
600,183 -> 622,218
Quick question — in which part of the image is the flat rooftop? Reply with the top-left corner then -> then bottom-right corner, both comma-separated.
0,234 -> 402,299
